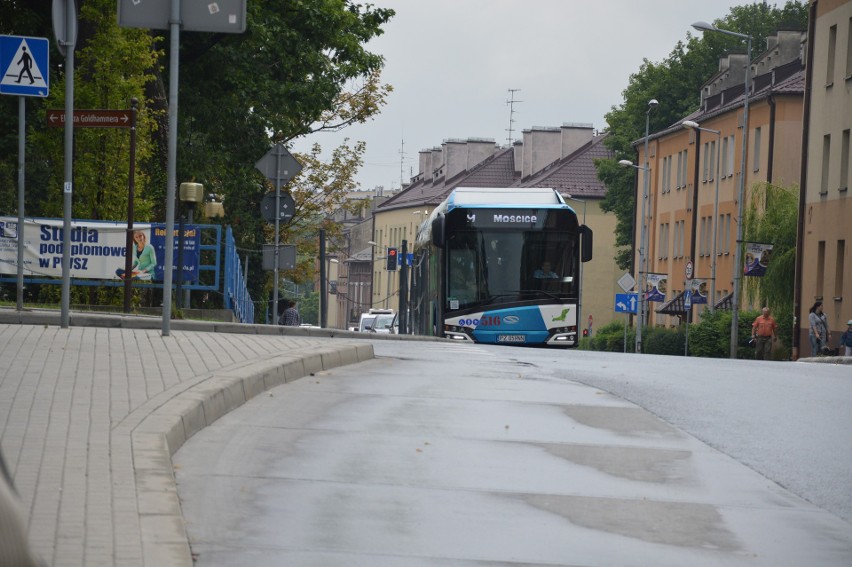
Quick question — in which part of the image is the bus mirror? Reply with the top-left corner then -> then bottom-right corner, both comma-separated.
431,214 -> 446,248
580,225 -> 593,262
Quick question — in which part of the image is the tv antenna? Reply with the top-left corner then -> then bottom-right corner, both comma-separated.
506,89 -> 523,145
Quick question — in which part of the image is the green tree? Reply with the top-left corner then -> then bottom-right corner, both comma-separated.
0,1 -> 395,311
743,182 -> 798,348
596,1 -> 808,271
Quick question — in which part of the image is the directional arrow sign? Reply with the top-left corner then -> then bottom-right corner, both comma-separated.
614,292 -> 638,314
47,109 -> 132,128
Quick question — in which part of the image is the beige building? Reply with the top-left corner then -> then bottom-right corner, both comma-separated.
634,31 -> 806,329
797,0 -> 852,356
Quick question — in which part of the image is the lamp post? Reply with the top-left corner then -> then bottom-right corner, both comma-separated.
618,98 -> 656,353
682,120 -> 720,312
618,158 -> 649,352
692,21 -> 751,358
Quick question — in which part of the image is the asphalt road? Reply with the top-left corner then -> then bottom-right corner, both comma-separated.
174,341 -> 852,566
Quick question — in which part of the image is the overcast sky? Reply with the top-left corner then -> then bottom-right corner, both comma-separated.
292,0 -> 748,191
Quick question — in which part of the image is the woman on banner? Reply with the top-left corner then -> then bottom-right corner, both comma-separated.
116,230 -> 157,280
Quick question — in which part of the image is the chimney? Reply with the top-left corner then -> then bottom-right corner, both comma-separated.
522,127 -> 561,179
513,140 -> 523,175
442,139 -> 468,180
560,123 -> 594,158
419,149 -> 432,181
431,147 -> 443,179
465,138 -> 497,170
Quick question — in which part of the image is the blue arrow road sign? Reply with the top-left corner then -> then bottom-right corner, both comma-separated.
0,35 -> 50,97
614,292 -> 638,314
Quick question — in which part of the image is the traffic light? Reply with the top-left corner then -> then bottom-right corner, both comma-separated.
386,247 -> 398,271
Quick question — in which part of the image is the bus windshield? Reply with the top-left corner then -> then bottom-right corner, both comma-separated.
445,228 -> 577,311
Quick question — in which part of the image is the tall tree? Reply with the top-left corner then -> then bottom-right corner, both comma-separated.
596,1 -> 808,271
0,1 -> 394,310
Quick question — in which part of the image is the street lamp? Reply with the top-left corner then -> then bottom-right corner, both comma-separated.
618,98 -> 657,354
692,21 -> 751,358
682,120 -> 720,312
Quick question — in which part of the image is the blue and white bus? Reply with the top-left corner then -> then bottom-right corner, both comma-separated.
411,187 -> 592,346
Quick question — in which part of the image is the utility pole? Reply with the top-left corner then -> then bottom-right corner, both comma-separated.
506,89 -> 522,145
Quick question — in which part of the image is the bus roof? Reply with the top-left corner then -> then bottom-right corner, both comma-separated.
446,187 -> 566,210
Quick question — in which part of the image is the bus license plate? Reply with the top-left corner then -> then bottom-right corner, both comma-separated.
498,334 -> 526,343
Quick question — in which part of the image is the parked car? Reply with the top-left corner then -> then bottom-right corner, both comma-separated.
370,312 -> 396,334
358,309 -> 394,332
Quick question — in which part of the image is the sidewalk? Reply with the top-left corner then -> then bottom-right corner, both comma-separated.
0,309 -> 375,567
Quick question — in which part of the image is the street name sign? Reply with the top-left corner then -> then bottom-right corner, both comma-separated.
46,109 -> 132,128
0,35 -> 49,97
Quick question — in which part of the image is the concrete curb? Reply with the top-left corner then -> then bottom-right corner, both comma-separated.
0,307 -> 450,342
131,342 -> 374,566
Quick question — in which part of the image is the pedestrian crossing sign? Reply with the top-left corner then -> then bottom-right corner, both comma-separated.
0,35 -> 49,97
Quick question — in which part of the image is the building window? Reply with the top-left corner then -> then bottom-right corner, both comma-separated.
702,142 -> 709,182
676,152 -> 683,190
729,136 -> 736,176
827,24 -> 837,87
817,240 -> 826,298
841,129 -> 850,192
753,128 -> 761,173
709,140 -> 716,182
821,134 -> 831,195
721,136 -> 728,179
724,214 -> 732,254
681,149 -> 688,188
699,217 -> 706,256
836,240 -> 845,300
846,17 -> 852,79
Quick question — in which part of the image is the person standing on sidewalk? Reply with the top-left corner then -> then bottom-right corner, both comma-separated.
808,301 -> 830,356
751,307 -> 777,360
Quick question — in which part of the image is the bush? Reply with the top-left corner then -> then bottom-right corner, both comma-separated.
582,320 -> 633,352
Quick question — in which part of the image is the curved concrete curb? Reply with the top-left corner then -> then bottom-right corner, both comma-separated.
130,342 -> 374,566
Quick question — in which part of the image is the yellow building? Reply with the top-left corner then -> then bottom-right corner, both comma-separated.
797,0 -> 852,357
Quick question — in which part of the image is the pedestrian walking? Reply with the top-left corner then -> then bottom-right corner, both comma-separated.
751,306 -> 777,360
279,300 -> 301,326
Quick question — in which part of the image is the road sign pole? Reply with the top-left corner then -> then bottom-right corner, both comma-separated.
60,2 -> 75,329
16,97 -> 25,311
161,0 -> 180,336
273,147 -> 282,324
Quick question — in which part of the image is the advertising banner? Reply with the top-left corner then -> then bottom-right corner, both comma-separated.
690,278 -> 708,305
645,273 -> 668,302
0,218 -> 198,282
744,242 -> 773,277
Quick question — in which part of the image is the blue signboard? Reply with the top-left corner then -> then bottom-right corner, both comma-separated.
0,35 -> 49,97
614,293 -> 638,314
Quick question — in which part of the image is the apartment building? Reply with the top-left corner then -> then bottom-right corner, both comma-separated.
797,0 -> 852,356
633,30 -> 806,328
